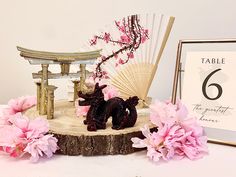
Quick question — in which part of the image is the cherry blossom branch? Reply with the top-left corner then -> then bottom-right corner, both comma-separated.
89,14 -> 149,79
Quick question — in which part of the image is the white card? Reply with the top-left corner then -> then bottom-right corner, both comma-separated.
182,51 -> 236,131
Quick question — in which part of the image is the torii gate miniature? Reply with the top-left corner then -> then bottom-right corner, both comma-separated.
17,46 -> 101,119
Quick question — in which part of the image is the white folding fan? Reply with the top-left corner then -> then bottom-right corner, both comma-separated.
79,13 -> 175,103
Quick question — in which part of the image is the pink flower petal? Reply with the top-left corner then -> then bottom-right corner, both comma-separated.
131,137 -> 147,148
8,96 -> 36,114
147,146 -> 161,162
24,135 -> 58,163
0,125 -> 22,147
26,117 -> 49,139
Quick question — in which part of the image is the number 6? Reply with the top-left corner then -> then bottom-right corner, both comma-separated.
202,68 -> 223,100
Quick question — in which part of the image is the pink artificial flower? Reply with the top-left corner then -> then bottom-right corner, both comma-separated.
119,25 -> 126,33
101,55 -> 107,61
149,99 -> 189,128
141,29 -> 148,43
131,125 -> 152,148
149,100 -> 177,128
115,20 -> 120,26
0,96 -> 36,126
76,105 -> 90,117
132,124 -> 176,162
103,85 -> 119,101
102,71 -> 109,79
120,35 -> 131,44
75,95 -> 90,117
113,51 -> 118,59
7,96 -> 36,115
127,52 -> 134,59
0,124 -> 27,158
0,96 -> 58,162
115,20 -> 126,33
132,99 -> 208,163
0,124 -> 22,147
9,113 -> 49,139
8,143 -> 26,158
90,36 -> 97,46
1,115 -> 56,162
118,58 -> 125,64
27,117 -> 49,139
0,108 -> 12,126
24,134 -> 58,163
144,29 -> 148,34
103,32 -> 111,43
141,36 -> 148,43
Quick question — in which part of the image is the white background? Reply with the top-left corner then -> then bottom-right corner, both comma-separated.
1,143 -> 236,177
0,0 -> 236,104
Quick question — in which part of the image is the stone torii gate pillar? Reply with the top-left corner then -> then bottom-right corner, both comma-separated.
35,81 -> 41,111
79,64 -> 86,93
46,85 -> 57,119
72,80 -> 79,103
40,64 -> 49,115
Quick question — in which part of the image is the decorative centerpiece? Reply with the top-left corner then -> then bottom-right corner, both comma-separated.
12,13 -> 175,157
2,14 -> 208,163
0,13 -> 210,164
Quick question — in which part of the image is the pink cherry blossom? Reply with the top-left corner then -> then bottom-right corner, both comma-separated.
0,143 -> 26,158
119,26 -> 126,33
9,113 -> 49,139
0,113 -> 56,161
132,124 -> 176,162
132,99 -> 208,163
115,20 -> 126,33
103,32 -> 111,43
24,134 -> 58,163
103,85 -> 119,101
0,124 -> 27,158
149,100 -> 177,128
26,117 -> 49,139
8,143 -> 26,158
118,58 -> 125,64
113,51 -> 118,59
120,35 -> 131,43
127,52 -> 134,59
76,105 -> 90,117
141,36 -> 148,43
90,36 -> 97,45
0,124 -> 22,147
7,96 -> 36,115
0,96 -> 57,162
75,98 -> 90,117
141,29 -> 149,43
0,108 -> 12,125
0,96 -> 36,126
0,113 -> 49,147
90,16 -> 149,79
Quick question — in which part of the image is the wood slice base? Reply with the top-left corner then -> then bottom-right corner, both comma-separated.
24,100 -> 155,156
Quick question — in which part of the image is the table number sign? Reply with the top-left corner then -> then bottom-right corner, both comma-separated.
172,39 -> 236,146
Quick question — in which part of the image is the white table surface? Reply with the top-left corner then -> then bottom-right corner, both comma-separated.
0,106 -> 236,177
